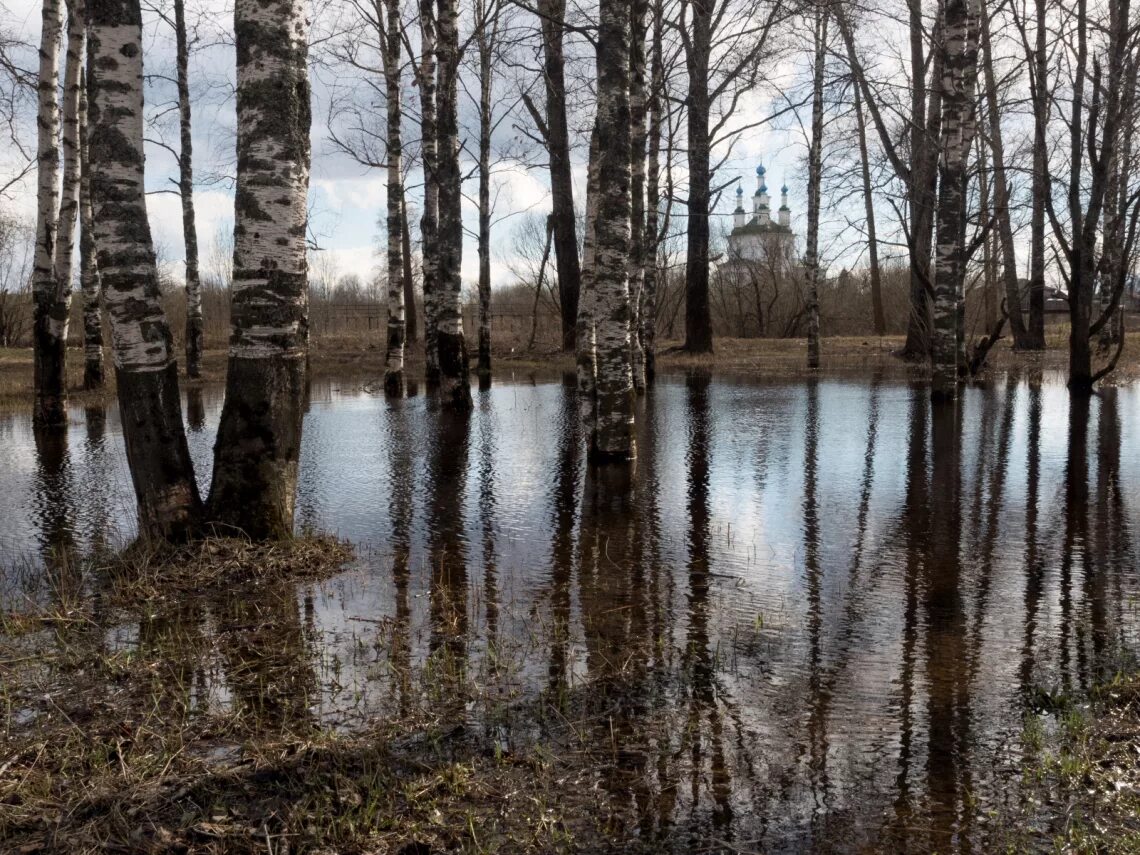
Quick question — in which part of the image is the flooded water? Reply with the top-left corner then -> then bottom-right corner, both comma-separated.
2,370 -> 1140,852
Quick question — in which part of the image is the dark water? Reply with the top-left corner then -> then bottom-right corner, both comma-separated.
2,371 -> 1139,851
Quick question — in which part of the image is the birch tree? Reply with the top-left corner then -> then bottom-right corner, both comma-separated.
804,3 -> 827,369
433,0 -> 472,408
979,4 -> 1029,348
528,0 -> 581,350
628,0 -> 648,390
640,0 -> 663,381
589,0 -> 635,460
79,68 -> 103,389
88,0 -> 201,538
417,0 -> 440,380
850,73 -> 883,336
576,126 -> 599,402
54,0 -> 84,323
31,0 -> 65,426
173,0 -> 202,378
473,0 -> 501,382
931,0 -> 981,400
1010,0 -> 1049,348
207,0 -> 312,537
380,0 -> 406,396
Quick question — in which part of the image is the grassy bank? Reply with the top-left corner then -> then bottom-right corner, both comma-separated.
0,326 -> 1122,410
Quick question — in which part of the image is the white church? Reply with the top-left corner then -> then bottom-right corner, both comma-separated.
726,164 -> 795,262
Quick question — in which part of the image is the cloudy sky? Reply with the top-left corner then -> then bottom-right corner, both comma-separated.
1,0 -> 871,292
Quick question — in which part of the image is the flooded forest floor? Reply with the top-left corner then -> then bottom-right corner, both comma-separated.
3,537 -> 1139,854
4,334 -> 1140,852
2,537 -> 1140,853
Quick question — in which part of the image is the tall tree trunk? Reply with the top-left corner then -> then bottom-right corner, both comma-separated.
1059,0 -> 1128,393
1024,0 -> 1047,348
79,66 -> 103,389
931,0 -> 980,400
208,0 -> 312,538
32,0 -> 65,427
476,0 -> 498,381
851,75 -> 884,336
399,188 -> 417,342
628,0 -> 648,390
418,0 -> 440,381
54,0 -> 83,305
899,0 -> 933,360
640,0 -> 662,382
538,0 -> 581,350
88,0 -> 201,539
576,126 -> 600,403
837,4 -> 940,359
434,0 -> 472,408
980,6 -> 1028,347
978,140 -> 996,326
590,0 -> 634,461
683,0 -> 713,353
382,0 -> 406,396
805,6 -> 827,369
174,0 -> 202,378
527,215 -> 554,351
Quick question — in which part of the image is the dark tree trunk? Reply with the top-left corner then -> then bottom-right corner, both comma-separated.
852,76 -> 884,336
538,0 -> 581,351
418,0 -> 440,381
174,0 -> 202,378
628,0 -> 648,390
980,7 -> 1029,347
399,189 -> 417,342
683,0 -> 712,354
89,0 -> 201,539
1024,0 -> 1047,349
208,0 -> 312,539
805,7 -> 827,369
79,67 -> 103,389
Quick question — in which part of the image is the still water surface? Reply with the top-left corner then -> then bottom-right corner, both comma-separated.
2,370 -> 1139,851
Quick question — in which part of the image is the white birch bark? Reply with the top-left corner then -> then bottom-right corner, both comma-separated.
590,0 -> 635,461
32,0 -> 65,426
88,0 -> 201,538
433,0 -> 471,408
931,0 -> 980,400
418,0 -> 440,379
54,0 -> 83,293
381,0 -> 405,395
207,0 -> 312,538
79,66 -> 103,389
575,125 -> 600,410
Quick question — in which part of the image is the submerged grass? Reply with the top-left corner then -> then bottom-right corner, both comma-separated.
997,673 -> 1140,854
5,530 -> 1140,852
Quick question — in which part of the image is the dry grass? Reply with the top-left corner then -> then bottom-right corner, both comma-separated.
4,327 -> 1133,412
